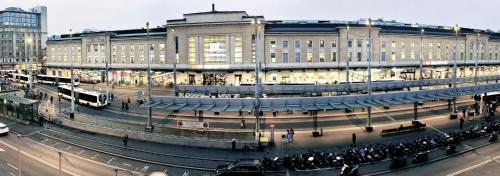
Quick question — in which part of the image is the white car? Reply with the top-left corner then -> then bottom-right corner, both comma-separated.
0,123 -> 9,136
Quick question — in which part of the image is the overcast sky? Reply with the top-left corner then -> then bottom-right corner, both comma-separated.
2,0 -> 499,35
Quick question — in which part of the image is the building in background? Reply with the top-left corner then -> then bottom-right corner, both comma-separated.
0,6 -> 47,72
45,7 -> 500,87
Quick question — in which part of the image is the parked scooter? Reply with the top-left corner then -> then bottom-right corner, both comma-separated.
446,145 -> 456,155
489,133 -> 497,142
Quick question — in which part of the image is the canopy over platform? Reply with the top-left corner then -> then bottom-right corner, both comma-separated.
0,92 -> 39,123
148,83 -> 500,112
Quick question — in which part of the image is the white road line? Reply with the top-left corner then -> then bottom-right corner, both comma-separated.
91,154 -> 99,159
462,143 -> 474,149
0,147 -> 5,152
372,106 -> 397,122
6,122 -> 17,125
141,165 -> 149,172
24,129 -> 46,136
51,142 -> 60,147
106,158 -> 115,164
164,169 -> 168,173
427,124 -> 448,136
446,158 -> 493,176
77,150 -> 84,155
41,139 -> 48,143
9,172 -> 15,176
122,163 -> 132,167
65,146 -> 72,150
7,162 -> 18,170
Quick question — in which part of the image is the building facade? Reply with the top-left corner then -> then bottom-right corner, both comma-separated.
0,6 -> 47,71
45,8 -> 500,87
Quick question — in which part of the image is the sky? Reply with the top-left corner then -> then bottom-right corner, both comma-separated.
2,0 -> 499,35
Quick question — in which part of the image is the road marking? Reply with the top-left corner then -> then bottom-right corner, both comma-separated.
41,139 -> 48,143
24,129 -> 46,136
122,163 -> 132,167
9,172 -> 15,176
77,150 -> 84,155
164,169 -> 168,173
462,143 -> 474,150
7,162 -> 17,170
6,122 -> 17,125
0,147 -> 4,152
52,142 -> 60,147
426,124 -> 448,136
65,146 -> 72,150
446,157 -> 494,176
182,171 -> 189,176
140,165 -> 149,172
106,158 -> 115,164
372,106 -> 397,122
91,154 -> 99,159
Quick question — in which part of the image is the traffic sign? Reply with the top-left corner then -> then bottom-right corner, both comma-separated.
177,121 -> 209,128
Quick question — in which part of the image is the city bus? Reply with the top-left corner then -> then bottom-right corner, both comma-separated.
58,85 -> 108,109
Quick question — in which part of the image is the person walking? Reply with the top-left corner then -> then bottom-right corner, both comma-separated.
50,96 -> 53,104
240,117 -> 245,129
459,117 -> 464,129
290,128 -> 295,142
352,133 -> 357,147
127,97 -> 131,104
462,108 -> 466,119
286,129 -> 291,142
123,134 -> 129,147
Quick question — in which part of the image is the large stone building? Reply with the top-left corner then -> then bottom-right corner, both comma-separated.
0,6 -> 47,71
45,7 -> 500,87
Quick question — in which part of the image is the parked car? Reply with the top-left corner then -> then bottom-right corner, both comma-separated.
0,123 -> 9,136
214,159 -> 265,176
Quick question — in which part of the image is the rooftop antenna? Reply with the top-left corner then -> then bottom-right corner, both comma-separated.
212,3 -> 215,12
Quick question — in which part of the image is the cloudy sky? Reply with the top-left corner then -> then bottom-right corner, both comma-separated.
2,0 -> 499,35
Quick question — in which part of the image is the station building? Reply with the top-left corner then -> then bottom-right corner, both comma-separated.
45,7 -> 500,87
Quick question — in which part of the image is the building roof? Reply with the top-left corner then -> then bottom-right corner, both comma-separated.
0,92 -> 38,105
49,28 -> 167,41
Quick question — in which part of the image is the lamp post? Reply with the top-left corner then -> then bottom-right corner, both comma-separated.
252,18 -> 262,134
145,22 -> 153,132
419,28 -> 424,90
475,32 -> 480,85
346,22 -> 351,95
366,18 -> 373,131
27,36 -> 33,95
17,134 -> 22,176
69,29 -> 75,119
451,24 -> 460,117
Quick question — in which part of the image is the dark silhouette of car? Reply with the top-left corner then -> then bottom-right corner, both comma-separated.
214,159 -> 265,176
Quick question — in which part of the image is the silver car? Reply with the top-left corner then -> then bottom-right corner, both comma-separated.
0,123 -> 9,136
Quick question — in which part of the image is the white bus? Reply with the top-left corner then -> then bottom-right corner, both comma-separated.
58,85 -> 108,109
38,75 -> 80,86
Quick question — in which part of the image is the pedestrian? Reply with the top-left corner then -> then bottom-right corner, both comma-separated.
240,117 -> 245,129
121,101 -> 125,110
111,93 -> 114,101
123,134 -> 129,147
50,96 -> 53,104
125,103 -> 129,111
290,128 -> 295,141
462,108 -> 466,119
459,117 -> 464,129
352,133 -> 357,147
286,129 -> 291,142
127,97 -> 130,104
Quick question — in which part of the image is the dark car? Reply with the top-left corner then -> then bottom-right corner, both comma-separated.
214,159 -> 265,176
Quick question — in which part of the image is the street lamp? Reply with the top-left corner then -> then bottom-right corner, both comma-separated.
419,28 -> 424,90
345,22 -> 351,95
26,36 -> 33,95
451,24 -> 460,117
145,22 -> 153,132
17,134 -> 22,176
252,18 -> 262,134
69,29 -> 75,119
475,32 -> 480,85
366,18 -> 373,132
